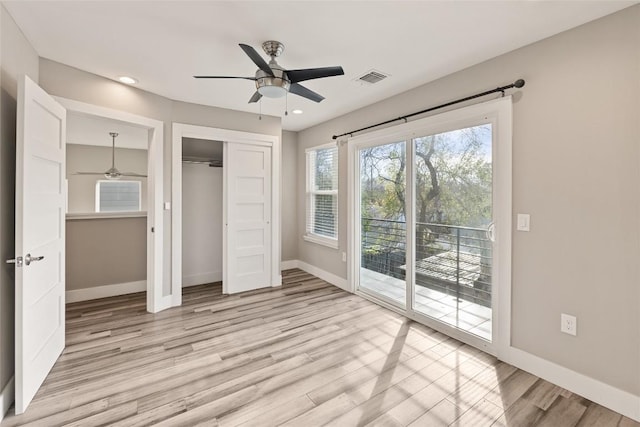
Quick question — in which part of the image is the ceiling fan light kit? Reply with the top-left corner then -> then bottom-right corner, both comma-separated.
194,40 -> 344,107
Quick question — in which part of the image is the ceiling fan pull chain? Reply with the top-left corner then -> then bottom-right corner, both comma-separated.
285,93 -> 288,116
259,98 -> 262,120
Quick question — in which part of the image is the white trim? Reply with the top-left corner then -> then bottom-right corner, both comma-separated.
172,123 -> 281,304
501,347 -> 640,422
65,280 -> 147,303
66,211 -> 147,220
0,377 -> 14,422
54,96 -> 165,314
302,233 -> 339,249
182,272 -> 222,287
280,260 -> 298,270
296,260 -> 350,292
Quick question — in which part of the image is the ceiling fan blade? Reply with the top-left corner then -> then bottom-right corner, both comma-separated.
121,172 -> 148,178
289,83 -> 325,103
239,43 -> 274,77
73,172 -> 104,176
193,76 -> 257,80
248,91 -> 262,103
286,66 -> 344,84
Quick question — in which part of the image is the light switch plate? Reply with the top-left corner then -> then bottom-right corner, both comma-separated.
517,213 -> 530,231
164,202 -> 171,210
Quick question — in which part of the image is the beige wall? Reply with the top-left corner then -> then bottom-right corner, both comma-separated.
66,217 -> 146,290
0,4 -> 39,395
66,144 -> 148,213
182,162 -> 223,285
281,131 -> 298,261
297,6 -> 640,396
38,58 -> 282,297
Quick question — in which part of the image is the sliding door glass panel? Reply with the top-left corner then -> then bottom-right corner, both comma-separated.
359,141 -> 406,307
412,124 -> 493,340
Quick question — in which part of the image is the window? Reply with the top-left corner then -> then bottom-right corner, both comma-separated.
95,180 -> 141,212
305,144 -> 339,248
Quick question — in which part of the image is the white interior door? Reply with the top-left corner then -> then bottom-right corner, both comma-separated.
223,142 -> 272,294
12,75 -> 66,414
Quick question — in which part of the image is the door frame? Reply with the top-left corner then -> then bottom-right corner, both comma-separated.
171,123 -> 281,306
347,96 -> 512,356
55,97 -> 166,313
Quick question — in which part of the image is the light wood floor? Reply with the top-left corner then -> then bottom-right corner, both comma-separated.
2,269 -> 636,426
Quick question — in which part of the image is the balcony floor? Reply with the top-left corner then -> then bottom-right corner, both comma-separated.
359,268 -> 492,341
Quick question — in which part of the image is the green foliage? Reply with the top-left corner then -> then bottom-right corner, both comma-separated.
360,124 -> 492,229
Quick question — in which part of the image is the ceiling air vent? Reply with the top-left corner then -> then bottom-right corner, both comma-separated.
356,69 -> 389,85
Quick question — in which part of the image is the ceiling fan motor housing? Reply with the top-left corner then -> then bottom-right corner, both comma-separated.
255,64 -> 290,97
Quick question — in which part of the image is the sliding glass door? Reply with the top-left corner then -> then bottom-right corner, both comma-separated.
358,141 -> 407,308
412,125 -> 493,341
351,98 -> 510,350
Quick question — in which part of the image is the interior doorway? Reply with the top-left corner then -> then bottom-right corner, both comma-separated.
55,97 -> 166,312
65,113 -> 150,304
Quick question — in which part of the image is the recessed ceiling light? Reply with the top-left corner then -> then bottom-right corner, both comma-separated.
118,76 -> 138,85
292,109 -> 303,115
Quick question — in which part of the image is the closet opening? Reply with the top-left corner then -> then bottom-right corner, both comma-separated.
171,123 -> 281,306
181,137 -> 224,289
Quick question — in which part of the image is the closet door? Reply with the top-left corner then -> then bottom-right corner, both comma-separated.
223,142 -> 272,293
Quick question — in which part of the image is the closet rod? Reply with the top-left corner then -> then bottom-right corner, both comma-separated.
182,159 -> 223,167
332,79 -> 525,140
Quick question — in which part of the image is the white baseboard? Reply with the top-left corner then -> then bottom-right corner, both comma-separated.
293,260 -> 351,292
182,271 -> 222,287
66,280 -> 146,303
501,346 -> 640,422
1,376 -> 14,422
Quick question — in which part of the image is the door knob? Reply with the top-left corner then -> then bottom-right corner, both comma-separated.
6,256 -> 23,267
24,254 -> 44,266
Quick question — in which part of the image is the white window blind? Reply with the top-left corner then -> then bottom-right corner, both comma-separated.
306,144 -> 338,247
95,180 -> 141,212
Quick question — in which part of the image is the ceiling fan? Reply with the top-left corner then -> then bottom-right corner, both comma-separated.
194,40 -> 344,103
74,132 -> 147,180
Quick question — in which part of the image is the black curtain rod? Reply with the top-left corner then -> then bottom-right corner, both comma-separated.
332,79 -> 525,140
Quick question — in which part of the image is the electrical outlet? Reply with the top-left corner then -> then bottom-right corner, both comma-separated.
342,252 -> 347,262
561,313 -> 577,336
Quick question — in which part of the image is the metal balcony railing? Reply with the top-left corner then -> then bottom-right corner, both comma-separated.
361,217 -> 493,307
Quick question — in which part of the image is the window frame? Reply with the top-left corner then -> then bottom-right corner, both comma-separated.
304,142 -> 339,249
95,179 -> 142,213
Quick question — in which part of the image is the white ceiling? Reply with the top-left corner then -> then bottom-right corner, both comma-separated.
5,1 -> 635,131
67,112 -> 148,150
